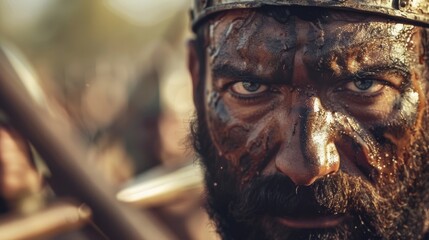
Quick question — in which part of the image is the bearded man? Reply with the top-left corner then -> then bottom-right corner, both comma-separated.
188,1 -> 429,239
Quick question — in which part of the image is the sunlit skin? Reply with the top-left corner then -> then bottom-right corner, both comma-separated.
190,7 -> 429,239
203,9 -> 425,185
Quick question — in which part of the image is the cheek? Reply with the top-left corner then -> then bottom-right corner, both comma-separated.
205,91 -> 247,161
382,72 -> 427,152
205,93 -> 280,181
364,73 -> 426,180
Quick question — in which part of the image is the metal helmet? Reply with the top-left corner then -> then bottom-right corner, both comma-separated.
191,0 -> 429,31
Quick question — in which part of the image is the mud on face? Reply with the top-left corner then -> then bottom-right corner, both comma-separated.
190,6 -> 429,240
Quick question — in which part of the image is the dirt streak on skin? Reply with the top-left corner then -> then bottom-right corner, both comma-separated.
204,9 -> 425,189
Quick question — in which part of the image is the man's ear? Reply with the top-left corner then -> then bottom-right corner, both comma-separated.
187,39 -> 202,107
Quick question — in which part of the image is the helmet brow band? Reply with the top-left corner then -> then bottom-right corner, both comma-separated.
191,0 -> 429,31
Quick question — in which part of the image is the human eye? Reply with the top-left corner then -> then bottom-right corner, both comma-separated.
230,81 -> 270,96
343,79 -> 385,95
331,75 -> 403,122
329,69 -> 407,122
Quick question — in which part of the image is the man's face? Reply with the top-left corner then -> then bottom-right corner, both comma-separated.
190,7 -> 429,240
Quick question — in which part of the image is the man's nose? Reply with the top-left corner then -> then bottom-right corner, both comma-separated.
275,97 -> 340,186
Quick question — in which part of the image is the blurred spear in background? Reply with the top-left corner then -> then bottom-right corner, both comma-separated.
0,42 -> 176,240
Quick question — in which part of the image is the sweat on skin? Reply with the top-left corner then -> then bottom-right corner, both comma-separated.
189,7 -> 429,240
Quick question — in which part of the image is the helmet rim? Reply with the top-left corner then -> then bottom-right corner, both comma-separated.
191,0 -> 429,31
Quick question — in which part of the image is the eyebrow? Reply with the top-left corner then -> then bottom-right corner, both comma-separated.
341,64 -> 410,81
212,64 -> 272,82
212,62 -> 411,85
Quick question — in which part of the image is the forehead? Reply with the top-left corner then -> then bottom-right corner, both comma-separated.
206,8 -> 421,78
208,8 -> 416,46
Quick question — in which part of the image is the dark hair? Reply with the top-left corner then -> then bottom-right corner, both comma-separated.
193,23 -> 209,113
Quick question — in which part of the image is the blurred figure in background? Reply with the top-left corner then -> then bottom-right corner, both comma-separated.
0,0 -> 217,239
0,127 -> 42,214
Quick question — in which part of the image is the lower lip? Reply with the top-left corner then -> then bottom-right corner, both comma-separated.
277,215 -> 346,229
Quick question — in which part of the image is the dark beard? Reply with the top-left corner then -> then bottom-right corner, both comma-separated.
190,114 -> 429,240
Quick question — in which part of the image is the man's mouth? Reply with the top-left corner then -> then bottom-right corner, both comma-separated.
277,214 -> 347,229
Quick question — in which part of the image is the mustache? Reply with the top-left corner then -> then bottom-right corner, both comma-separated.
229,173 -> 383,223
